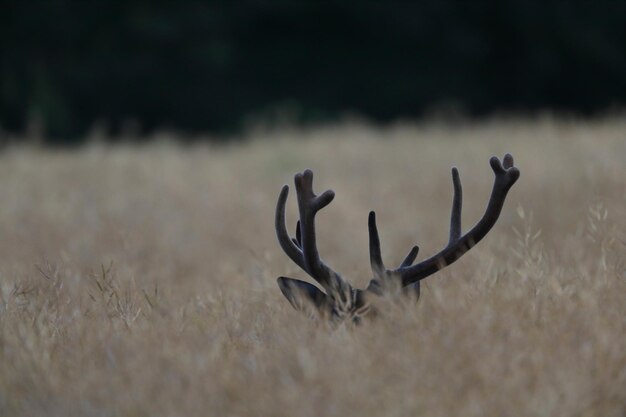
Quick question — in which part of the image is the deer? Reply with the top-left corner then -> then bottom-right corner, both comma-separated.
275,154 -> 520,324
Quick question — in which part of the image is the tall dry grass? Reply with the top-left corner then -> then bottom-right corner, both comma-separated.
0,117 -> 624,417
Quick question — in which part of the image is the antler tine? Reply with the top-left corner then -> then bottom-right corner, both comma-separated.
400,246 -> 419,268
370,211 -> 422,272
448,167 -> 462,245
398,154 -> 520,287
367,211 -> 421,297
275,185 -> 306,271
368,211 -> 386,278
294,170 -> 353,304
370,212 -> 420,272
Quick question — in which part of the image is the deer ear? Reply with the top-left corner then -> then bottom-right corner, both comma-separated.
277,277 -> 332,315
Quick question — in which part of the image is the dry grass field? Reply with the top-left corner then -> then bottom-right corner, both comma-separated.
0,117 -> 625,416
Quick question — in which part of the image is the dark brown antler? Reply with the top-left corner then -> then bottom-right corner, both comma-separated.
367,211 -> 420,296
275,154 -> 519,322
275,170 -> 354,313
368,154 -> 520,288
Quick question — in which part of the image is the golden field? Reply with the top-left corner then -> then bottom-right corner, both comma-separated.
0,117 -> 625,416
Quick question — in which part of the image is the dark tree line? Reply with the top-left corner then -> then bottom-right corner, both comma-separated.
1,1 -> 625,143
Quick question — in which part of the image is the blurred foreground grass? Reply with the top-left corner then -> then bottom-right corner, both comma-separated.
0,117 -> 625,416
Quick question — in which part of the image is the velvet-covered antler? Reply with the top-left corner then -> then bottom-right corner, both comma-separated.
275,155 -> 520,322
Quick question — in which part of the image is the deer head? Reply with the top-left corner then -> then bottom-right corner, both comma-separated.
275,154 -> 520,323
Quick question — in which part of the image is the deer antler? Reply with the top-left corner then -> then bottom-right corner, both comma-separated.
275,155 -> 520,322
276,170 -> 354,316
368,154 -> 520,289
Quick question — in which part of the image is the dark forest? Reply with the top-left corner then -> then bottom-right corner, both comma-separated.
1,1 -> 625,142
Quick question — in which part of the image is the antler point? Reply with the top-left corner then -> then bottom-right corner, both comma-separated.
489,156 -> 504,173
503,153 -> 515,169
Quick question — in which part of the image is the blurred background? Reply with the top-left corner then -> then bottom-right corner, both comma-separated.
1,1 -> 625,144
